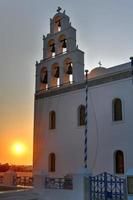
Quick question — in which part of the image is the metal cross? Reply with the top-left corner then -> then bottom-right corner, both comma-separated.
98,61 -> 102,67
57,7 -> 62,13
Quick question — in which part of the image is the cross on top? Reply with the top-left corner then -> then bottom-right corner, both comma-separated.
57,7 -> 62,13
98,61 -> 102,67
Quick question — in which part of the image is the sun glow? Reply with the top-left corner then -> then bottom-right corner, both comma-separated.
11,143 -> 26,155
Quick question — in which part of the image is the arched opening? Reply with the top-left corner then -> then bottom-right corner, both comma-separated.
47,39 -> 55,58
64,58 -> 73,84
78,105 -> 85,126
48,153 -> 56,172
59,35 -> 67,54
51,63 -> 60,87
113,98 -> 123,121
49,111 -> 56,129
115,150 -> 124,174
54,16 -> 61,33
40,67 -> 48,90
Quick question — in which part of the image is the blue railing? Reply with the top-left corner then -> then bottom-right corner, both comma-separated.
89,172 -> 126,200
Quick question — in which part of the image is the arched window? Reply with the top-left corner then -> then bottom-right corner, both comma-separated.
51,63 -> 60,88
54,16 -> 61,33
48,153 -> 56,172
78,105 -> 85,126
115,150 -> 124,174
59,35 -> 67,54
64,58 -> 73,84
49,111 -> 56,129
113,98 -> 122,121
40,67 -> 48,91
47,39 -> 55,58
40,67 -> 47,84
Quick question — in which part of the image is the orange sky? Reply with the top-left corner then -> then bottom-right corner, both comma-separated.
0,101 -> 34,165
0,132 -> 33,165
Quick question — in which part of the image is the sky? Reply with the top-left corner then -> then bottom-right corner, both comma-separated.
0,0 -> 133,165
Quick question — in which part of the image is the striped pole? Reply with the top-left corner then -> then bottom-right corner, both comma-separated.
130,57 -> 133,84
84,69 -> 88,168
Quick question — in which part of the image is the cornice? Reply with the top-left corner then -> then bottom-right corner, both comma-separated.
35,70 -> 132,100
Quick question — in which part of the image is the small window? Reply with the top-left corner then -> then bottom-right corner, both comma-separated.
48,153 -> 56,172
49,111 -> 56,129
113,98 -> 122,121
115,150 -> 124,174
78,105 -> 85,126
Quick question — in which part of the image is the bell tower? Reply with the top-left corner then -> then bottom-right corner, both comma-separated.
35,7 -> 84,92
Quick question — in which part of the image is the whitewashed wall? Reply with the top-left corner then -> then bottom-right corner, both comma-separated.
34,74 -> 133,176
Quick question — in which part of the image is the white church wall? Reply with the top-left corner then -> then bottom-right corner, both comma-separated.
34,88 -> 86,176
87,77 -> 133,175
34,76 -> 133,176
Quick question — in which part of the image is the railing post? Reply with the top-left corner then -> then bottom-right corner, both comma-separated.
123,178 -> 127,200
3,170 -> 17,187
34,171 -> 46,189
89,176 -> 92,200
73,168 -> 91,200
104,172 -> 107,200
126,169 -> 133,200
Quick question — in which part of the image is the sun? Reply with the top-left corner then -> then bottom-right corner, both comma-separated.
11,143 -> 26,155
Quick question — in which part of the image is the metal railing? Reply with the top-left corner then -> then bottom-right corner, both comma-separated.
14,176 -> 33,186
89,172 -> 126,200
0,176 -> 33,187
45,177 -> 73,190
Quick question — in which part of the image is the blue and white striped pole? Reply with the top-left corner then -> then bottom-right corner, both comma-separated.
84,69 -> 88,168
130,57 -> 133,84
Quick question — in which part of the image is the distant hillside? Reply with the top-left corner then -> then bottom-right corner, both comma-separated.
0,163 -> 32,172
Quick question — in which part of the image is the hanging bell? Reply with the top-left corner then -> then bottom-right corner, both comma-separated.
50,44 -> 55,53
58,20 -> 61,28
62,39 -> 67,48
41,71 -> 47,84
54,67 -> 59,78
66,63 -> 73,75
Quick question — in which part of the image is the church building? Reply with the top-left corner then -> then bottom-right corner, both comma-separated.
33,8 -> 133,177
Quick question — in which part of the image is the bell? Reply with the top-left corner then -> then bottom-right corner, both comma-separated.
41,71 -> 47,84
54,67 -> 59,78
62,39 -> 67,48
66,63 -> 73,75
58,20 -> 61,28
50,44 -> 55,53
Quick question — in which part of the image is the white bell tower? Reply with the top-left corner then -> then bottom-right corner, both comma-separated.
36,7 -> 84,92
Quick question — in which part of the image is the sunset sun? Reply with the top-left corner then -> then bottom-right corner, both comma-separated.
11,143 -> 26,155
